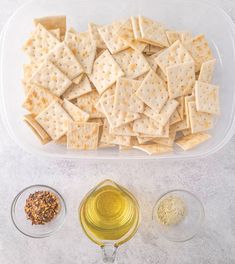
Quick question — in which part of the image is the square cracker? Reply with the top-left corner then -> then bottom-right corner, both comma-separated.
109,122 -> 138,136
89,118 -> 104,126
35,100 -> 72,140
185,95 -> 195,119
176,132 -> 211,150
72,74 -> 83,84
99,143 -> 116,149
169,110 -> 181,125
114,78 -> 144,113
88,22 -> 106,49
47,42 -> 83,79
30,60 -> 72,97
67,122 -> 99,150
23,63 -> 39,82
98,20 -> 129,54
133,115 -> 164,136
195,81 -> 220,115
176,96 -> 184,119
24,114 -> 51,145
144,99 -> 179,126
135,72 -> 148,82
145,54 -> 158,71
89,50 -> 124,94
131,137 -> 140,145
64,31 -> 96,74
182,129 -> 191,136
133,144 -> 173,155
49,29 -> 60,41
34,16 -> 66,36
180,32 -> 192,43
131,16 -> 142,40
139,123 -> 170,138
156,67 -> 167,85
188,101 -> 213,133
137,136 -> 154,144
119,145 -> 132,151
76,90 -> 103,118
99,84 -> 116,101
166,62 -> 195,99
117,18 -> 146,52
100,95 -> 140,128
63,75 -> 92,100
143,44 -> 151,54
55,135 -> 67,145
135,70 -> 168,113
166,31 -> 192,45
22,81 -> 33,95
95,48 -> 106,59
198,59 -> 216,83
95,84 -> 116,113
63,99 -> 89,122
150,45 -> 165,54
22,84 -> 60,115
153,127 -> 176,147
23,24 -> 60,62
100,119 -> 131,146
155,40 -> 194,74
185,95 -> 195,127
138,16 -> 169,47
144,45 -> 164,55
184,35 -> 214,72
113,48 -> 150,79
171,118 -> 189,132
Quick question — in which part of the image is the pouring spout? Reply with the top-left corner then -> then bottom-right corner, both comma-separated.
101,244 -> 117,263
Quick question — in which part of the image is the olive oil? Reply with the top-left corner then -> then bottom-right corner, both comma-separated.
79,181 -> 140,246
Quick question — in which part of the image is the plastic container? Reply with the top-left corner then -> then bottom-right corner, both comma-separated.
1,0 -> 235,160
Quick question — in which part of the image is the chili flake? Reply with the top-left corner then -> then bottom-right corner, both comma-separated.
24,191 -> 61,225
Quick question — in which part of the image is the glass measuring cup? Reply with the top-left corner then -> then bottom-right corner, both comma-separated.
79,179 -> 140,263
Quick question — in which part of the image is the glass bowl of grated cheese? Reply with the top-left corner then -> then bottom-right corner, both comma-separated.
152,189 -> 204,242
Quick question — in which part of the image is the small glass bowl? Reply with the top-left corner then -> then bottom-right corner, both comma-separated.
152,189 -> 205,242
11,184 -> 67,238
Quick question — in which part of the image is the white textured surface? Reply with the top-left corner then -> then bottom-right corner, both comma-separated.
1,0 -> 235,263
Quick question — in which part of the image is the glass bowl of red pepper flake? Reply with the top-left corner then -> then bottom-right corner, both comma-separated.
11,184 -> 67,238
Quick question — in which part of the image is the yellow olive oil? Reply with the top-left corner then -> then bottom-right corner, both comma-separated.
79,182 -> 140,246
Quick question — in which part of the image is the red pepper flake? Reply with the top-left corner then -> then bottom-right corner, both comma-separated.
24,191 -> 60,225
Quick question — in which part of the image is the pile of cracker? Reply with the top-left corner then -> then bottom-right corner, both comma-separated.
22,15 -> 220,155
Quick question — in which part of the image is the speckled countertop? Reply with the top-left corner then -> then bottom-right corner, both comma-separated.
0,0 -> 235,263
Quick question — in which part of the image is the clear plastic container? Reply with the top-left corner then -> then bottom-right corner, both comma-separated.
1,0 -> 235,159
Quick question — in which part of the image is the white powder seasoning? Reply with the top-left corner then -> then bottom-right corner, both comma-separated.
156,195 -> 187,225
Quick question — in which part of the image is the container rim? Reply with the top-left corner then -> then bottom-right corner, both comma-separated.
1,0 -> 235,160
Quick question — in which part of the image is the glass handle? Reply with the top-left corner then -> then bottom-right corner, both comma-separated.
101,244 -> 117,263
